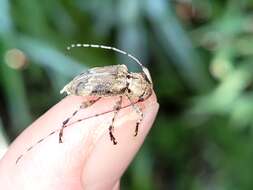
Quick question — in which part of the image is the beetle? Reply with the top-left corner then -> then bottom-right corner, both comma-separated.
15,44 -> 153,164
59,44 -> 153,145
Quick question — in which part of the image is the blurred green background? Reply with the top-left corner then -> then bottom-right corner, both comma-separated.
1,0 -> 253,189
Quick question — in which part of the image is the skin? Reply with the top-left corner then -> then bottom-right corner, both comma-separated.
0,92 -> 158,190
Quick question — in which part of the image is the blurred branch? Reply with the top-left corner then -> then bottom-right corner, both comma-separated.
0,0 -> 33,134
117,0 -> 148,71
0,0 -> 13,34
18,36 -> 87,77
0,62 -> 32,133
145,0 -> 211,92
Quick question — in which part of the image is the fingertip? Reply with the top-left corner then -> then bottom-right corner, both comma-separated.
81,94 -> 159,189
0,91 -> 158,190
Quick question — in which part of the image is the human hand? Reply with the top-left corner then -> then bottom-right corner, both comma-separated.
0,93 -> 158,190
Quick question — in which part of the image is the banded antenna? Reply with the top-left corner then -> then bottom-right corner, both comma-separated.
66,43 -> 152,84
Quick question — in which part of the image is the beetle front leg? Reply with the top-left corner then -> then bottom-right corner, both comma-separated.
109,96 -> 123,145
126,95 -> 143,137
59,97 -> 101,143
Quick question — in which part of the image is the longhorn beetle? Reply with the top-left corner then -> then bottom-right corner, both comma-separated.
15,43 -> 153,164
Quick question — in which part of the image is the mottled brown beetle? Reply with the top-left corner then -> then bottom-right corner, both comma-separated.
59,44 -> 153,145
15,44 -> 153,164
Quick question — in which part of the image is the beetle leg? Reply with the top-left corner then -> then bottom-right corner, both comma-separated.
59,97 -> 101,143
109,96 -> 123,145
126,95 -> 143,137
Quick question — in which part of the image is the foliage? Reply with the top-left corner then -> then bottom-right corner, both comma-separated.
1,0 -> 253,189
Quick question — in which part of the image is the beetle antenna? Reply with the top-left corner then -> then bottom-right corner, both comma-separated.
67,43 -> 146,70
67,43 -> 153,84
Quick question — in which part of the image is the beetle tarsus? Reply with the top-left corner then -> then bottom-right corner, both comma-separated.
59,129 -> 63,143
109,126 -> 118,145
134,122 -> 139,136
